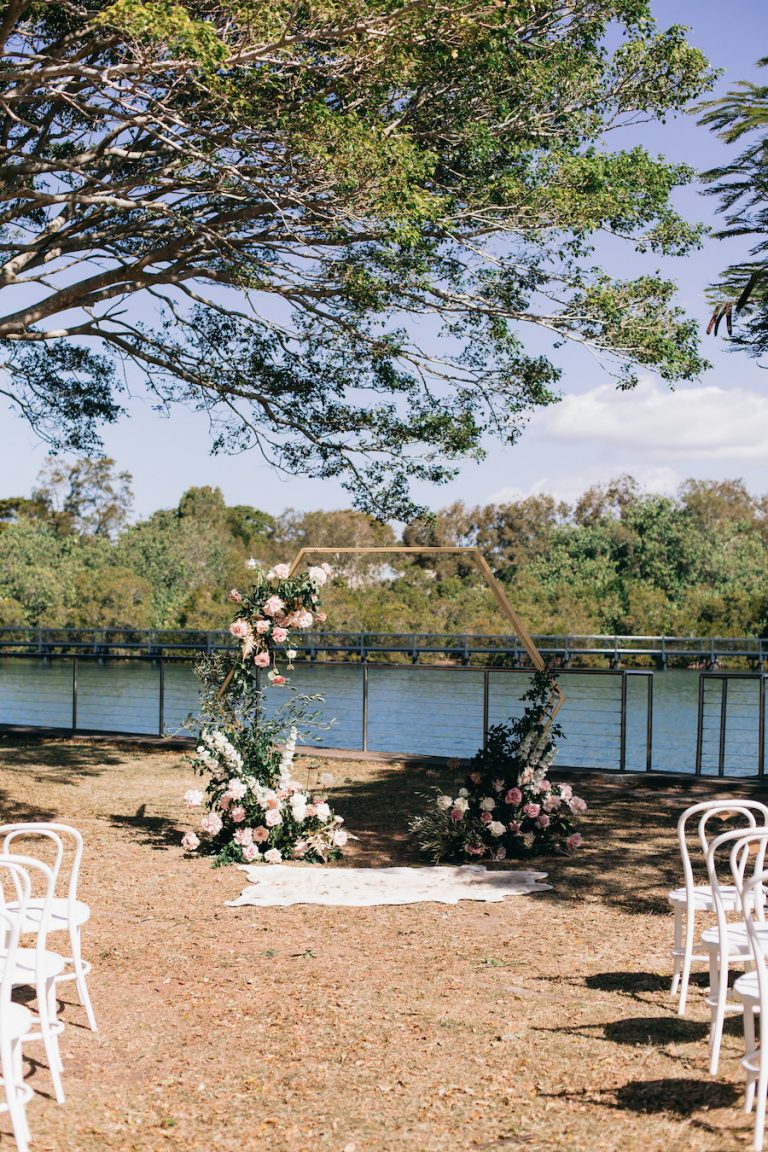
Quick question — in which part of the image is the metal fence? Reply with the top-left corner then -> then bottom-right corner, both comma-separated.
1,655 -> 766,777
1,628 -> 766,668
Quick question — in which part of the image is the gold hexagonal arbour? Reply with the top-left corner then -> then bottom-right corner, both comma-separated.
287,546 -> 564,722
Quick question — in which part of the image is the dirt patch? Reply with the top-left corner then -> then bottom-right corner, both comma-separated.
0,733 -> 761,1152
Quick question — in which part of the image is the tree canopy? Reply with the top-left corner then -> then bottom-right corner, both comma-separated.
702,57 -> 768,355
1,461 -> 767,639
0,1 -> 713,517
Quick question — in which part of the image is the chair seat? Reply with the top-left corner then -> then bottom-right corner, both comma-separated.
701,921 -> 768,956
735,971 -> 761,1003
668,884 -> 743,910
0,946 -> 67,984
2,1001 -> 34,1043
6,898 -> 90,933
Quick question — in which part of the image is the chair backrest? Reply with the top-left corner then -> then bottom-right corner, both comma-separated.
737,866 -> 768,1007
707,827 -> 768,951
677,800 -> 768,898
0,860 -> 31,1010
0,823 -> 84,917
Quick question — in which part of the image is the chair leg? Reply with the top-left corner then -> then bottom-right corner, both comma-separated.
745,1004 -> 757,1113
710,952 -> 731,1075
753,1030 -> 768,1152
70,925 -> 97,1032
2,1038 -> 29,1152
37,978 -> 65,1104
671,905 -> 682,997
12,1041 -> 30,1147
679,906 -> 697,1016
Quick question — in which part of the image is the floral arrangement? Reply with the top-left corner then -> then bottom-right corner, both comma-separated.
227,559 -> 332,685
409,671 -> 586,862
181,559 -> 346,865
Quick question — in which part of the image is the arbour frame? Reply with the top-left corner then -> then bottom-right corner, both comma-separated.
287,546 -> 564,722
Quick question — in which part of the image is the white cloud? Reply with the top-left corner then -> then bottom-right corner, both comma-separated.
530,377 -> 768,460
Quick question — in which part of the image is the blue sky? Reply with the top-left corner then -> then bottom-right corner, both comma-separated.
2,2 -> 768,519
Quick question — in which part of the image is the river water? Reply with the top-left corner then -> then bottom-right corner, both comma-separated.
0,658 -> 763,777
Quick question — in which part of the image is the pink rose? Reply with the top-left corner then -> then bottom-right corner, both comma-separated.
294,610 -> 313,629
218,793 -> 231,810
241,843 -> 259,862
536,814 -> 550,829
229,618 -> 251,638
253,826 -> 269,843
262,595 -> 285,618
255,619 -> 270,634
508,821 -> 521,835
272,626 -> 288,643
505,787 -> 522,806
570,796 -> 587,815
181,831 -> 200,852
450,807 -> 464,823
271,675 -> 287,686
228,589 -> 242,602
480,810 -> 493,825
292,840 -> 308,858
265,809 -> 282,827
494,846 -> 507,861
254,651 -> 270,668
231,805 -> 246,823
565,833 -> 582,852
233,826 -> 252,845
305,804 -> 317,818
543,795 -> 560,813
200,812 -> 222,836
469,771 -> 481,785
315,612 -> 327,623
465,843 -> 484,857
523,802 -> 540,819
270,563 -> 291,579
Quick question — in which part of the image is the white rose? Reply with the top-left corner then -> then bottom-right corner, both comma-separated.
489,821 -> 506,838
479,797 -> 495,811
453,797 -> 469,814
183,789 -> 204,807
436,795 -> 453,810
308,565 -> 328,586
332,829 -> 348,847
269,563 -> 291,579
264,848 -> 283,864
458,788 -> 469,798
314,802 -> 331,823
245,557 -> 260,570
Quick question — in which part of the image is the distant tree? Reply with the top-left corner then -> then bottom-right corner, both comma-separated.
33,457 -> 133,538
0,2 -> 714,517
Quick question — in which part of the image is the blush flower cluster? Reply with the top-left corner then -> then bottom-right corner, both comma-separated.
409,672 -> 586,861
181,725 -> 346,865
227,561 -> 332,684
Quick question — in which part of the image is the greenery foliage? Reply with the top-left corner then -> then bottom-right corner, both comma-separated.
701,57 -> 768,356
0,2 -> 715,517
2,461 -> 768,640
181,572 -> 346,866
409,671 -> 585,861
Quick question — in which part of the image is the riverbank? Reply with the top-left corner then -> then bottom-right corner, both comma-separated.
0,734 -> 764,1151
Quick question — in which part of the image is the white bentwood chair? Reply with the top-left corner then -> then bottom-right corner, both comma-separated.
0,860 -> 37,1152
0,852 -> 67,1104
702,826 -> 768,1075
669,800 -> 768,1015
0,824 -> 97,1033
732,859 -> 768,1150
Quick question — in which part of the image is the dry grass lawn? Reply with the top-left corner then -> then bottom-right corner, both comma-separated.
0,733 -> 764,1152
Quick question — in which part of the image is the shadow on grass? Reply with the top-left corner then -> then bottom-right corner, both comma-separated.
0,786 -> 57,823
603,1015 -> 710,1045
0,734 -> 124,786
110,805 -> 182,851
615,1077 -> 740,1114
327,758 -> 768,910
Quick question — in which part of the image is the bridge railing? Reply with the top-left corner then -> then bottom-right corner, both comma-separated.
0,628 -> 765,667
